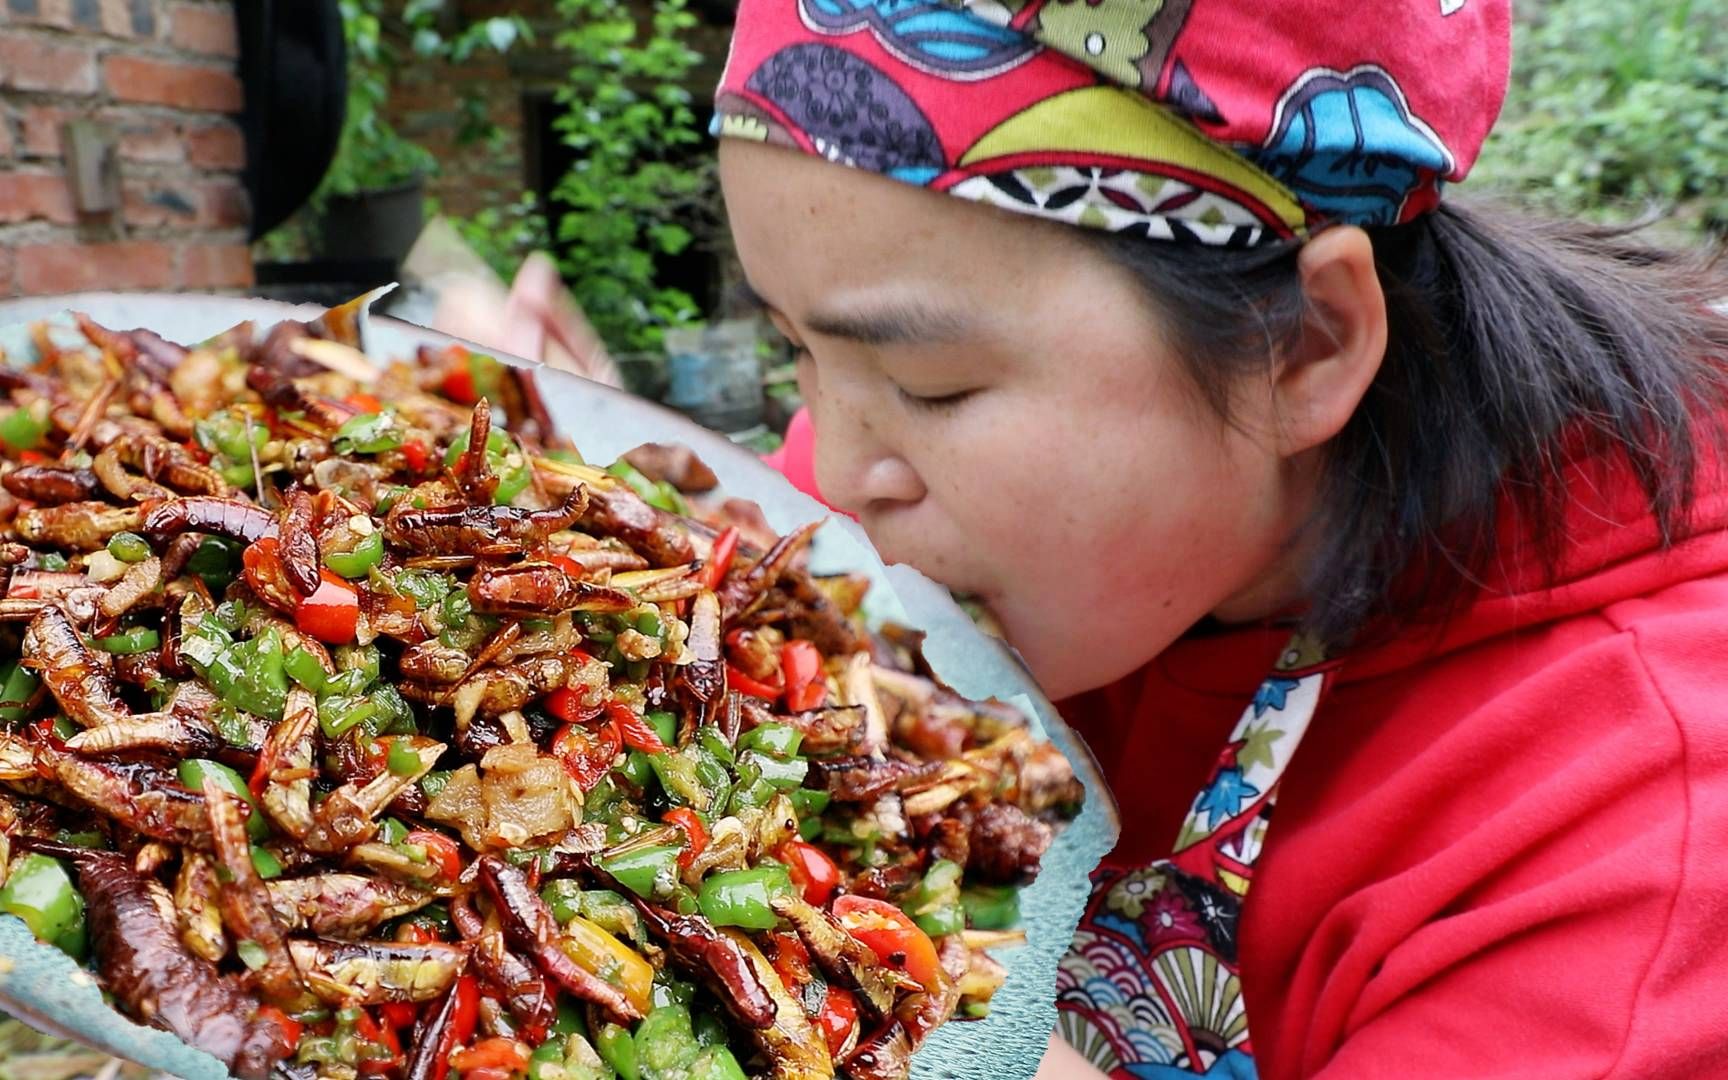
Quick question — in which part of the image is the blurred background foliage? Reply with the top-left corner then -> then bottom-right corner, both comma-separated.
1476,0 -> 1728,238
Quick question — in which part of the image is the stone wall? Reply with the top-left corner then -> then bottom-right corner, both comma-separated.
0,0 -> 251,296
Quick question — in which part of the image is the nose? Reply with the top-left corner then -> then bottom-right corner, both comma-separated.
807,389 -> 925,516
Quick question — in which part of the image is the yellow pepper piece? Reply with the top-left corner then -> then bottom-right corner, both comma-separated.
559,914 -> 655,1017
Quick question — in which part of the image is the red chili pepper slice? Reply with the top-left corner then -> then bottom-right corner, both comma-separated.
401,438 -> 431,474
606,700 -> 668,753
700,526 -> 740,591
781,639 -> 827,712
832,894 -> 943,990
664,807 -> 709,869
295,569 -> 359,645
256,1005 -> 302,1055
726,663 -> 783,701
816,985 -> 860,1057
431,974 -> 481,1080
553,719 -> 622,791
779,839 -> 842,906
543,686 -> 603,725
378,1001 -> 417,1030
450,1036 -> 529,1075
344,392 -> 384,413
404,829 -> 463,880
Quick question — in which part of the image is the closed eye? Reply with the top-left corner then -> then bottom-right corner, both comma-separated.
895,386 -> 975,413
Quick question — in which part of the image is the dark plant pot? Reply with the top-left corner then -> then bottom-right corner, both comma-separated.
315,179 -> 425,266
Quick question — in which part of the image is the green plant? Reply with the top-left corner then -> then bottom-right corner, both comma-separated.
316,1 -> 530,203
550,0 -> 710,352
1476,0 -> 1728,236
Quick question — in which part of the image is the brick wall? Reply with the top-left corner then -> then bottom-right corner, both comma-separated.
0,0 -> 251,297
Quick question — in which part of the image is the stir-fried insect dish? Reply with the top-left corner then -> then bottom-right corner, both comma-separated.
0,306 -> 1081,1080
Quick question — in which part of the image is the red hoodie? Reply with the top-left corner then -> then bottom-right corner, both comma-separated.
1060,443 -> 1728,1079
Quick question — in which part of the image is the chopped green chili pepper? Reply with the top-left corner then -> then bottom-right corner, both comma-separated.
52,829 -> 103,848
529,1039 -> 566,1079
646,710 -> 677,748
392,568 -> 453,610
420,769 -> 454,801
445,428 -> 531,504
91,626 -> 160,655
106,532 -> 152,563
284,646 -> 328,693
374,485 -> 410,516
648,749 -> 710,810
737,749 -> 807,792
542,879 -> 584,924
596,1022 -> 640,1080
576,888 -> 641,943
618,749 -> 656,791
323,669 -> 370,698
323,530 -> 384,579
636,1004 -> 703,1077
0,661 -> 41,725
36,552 -> 67,572
788,788 -> 830,819
236,939 -> 269,970
696,866 -> 795,931
250,845 -> 284,881
220,461 -> 257,491
635,610 -> 663,639
50,714 -> 76,740
599,844 -> 683,900
377,817 -> 409,847
386,738 -> 421,777
696,726 -> 734,767
334,643 -> 382,685
738,722 -> 802,759
552,999 -> 588,1038
0,852 -> 87,959
961,883 -> 1022,930
688,1047 -> 749,1080
0,402 -> 52,453
178,759 -> 268,841
691,1010 -> 728,1050
371,684 -> 417,735
906,859 -> 966,937
318,695 -> 378,739
194,410 -> 268,461
198,628 -> 288,721
332,412 -> 405,455
183,537 -> 240,593
439,589 -> 472,633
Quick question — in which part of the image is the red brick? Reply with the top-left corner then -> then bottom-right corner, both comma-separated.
166,2 -> 235,57
0,114 -> 12,159
20,106 -> 78,158
103,54 -> 242,112
186,119 -> 244,169
0,245 -> 14,299
0,172 -> 77,225
122,179 -> 198,227
0,33 -> 98,94
179,243 -> 252,290
17,241 -> 175,295
198,177 -> 248,228
99,0 -> 157,37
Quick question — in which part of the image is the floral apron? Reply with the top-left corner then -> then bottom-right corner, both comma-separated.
1054,639 -> 1338,1079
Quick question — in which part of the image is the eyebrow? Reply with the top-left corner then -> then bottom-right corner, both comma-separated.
736,280 -> 977,346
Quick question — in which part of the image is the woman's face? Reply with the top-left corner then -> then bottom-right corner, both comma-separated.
720,143 -> 1321,698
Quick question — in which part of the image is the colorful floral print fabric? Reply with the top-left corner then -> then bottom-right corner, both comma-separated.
715,0 -> 1510,245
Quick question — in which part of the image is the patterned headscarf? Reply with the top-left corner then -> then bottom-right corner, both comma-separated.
713,0 -> 1511,246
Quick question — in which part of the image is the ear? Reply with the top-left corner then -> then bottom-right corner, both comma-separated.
1270,226 -> 1388,458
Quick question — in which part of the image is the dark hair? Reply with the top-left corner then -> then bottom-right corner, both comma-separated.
1093,201 -> 1728,646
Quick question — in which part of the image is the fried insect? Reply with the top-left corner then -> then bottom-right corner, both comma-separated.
16,501 -> 147,551
2,465 -> 100,504
476,855 -> 644,1025
18,838 -> 289,1080
144,495 -> 277,545
267,873 -> 434,937
466,562 -> 635,617
383,487 -> 589,556
288,937 -> 467,1006
23,605 -> 129,728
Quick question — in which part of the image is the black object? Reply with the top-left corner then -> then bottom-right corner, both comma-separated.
236,0 -> 347,241
315,178 -> 426,266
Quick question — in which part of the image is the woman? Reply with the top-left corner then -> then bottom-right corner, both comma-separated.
708,0 -> 1728,1076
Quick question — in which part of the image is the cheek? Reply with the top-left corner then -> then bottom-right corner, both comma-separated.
909,376 -> 1282,695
